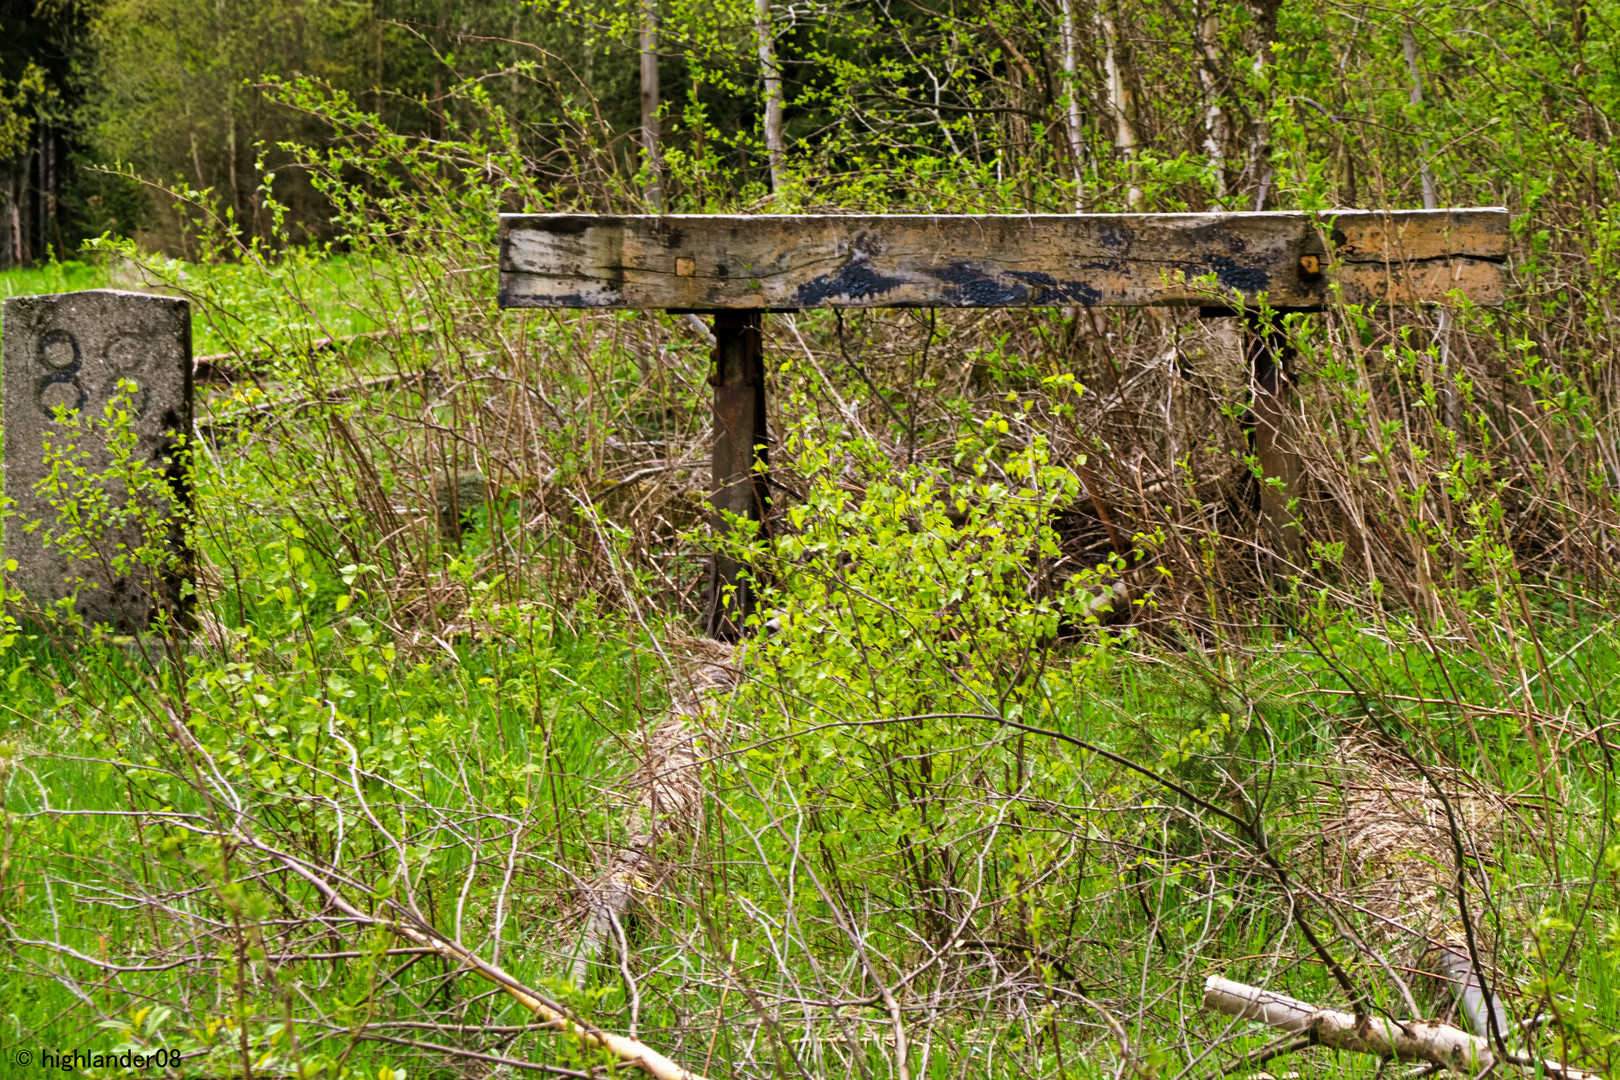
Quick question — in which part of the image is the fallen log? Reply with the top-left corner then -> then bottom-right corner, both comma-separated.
1203,974 -> 1492,1074
1203,976 -> 1593,1079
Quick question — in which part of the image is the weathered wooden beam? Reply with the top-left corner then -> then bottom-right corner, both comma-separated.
498,208 -> 1508,312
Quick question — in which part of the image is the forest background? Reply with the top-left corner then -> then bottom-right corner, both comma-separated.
3,0 -> 1620,1077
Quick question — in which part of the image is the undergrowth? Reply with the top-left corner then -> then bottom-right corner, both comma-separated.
2,3 -> 1620,1074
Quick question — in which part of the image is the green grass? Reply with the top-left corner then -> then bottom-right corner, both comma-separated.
0,255 -> 386,358
0,260 -> 111,298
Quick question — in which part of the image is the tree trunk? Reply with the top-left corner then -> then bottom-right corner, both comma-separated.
41,121 -> 52,258
755,0 -> 785,193
228,107 -> 240,225
21,151 -> 33,264
1202,975 -> 1495,1074
1404,25 -> 1455,427
1098,4 -> 1141,207
8,174 -> 23,267
1197,5 -> 1229,201
1403,28 -> 1438,209
640,0 -> 663,210
1244,0 -> 1281,209
370,0 -> 384,114
1058,0 -> 1087,211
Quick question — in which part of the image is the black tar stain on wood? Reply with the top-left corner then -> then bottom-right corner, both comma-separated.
931,262 -> 1029,306
1097,225 -> 1135,252
919,264 -> 1106,307
499,288 -> 602,307
534,217 -> 595,236
795,260 -> 905,305
1006,271 -> 1104,306
1202,257 -> 1271,293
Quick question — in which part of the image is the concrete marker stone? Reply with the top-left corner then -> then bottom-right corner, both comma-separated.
2,289 -> 192,631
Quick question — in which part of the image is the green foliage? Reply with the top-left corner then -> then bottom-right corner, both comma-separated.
0,61 -> 47,162
26,380 -> 189,631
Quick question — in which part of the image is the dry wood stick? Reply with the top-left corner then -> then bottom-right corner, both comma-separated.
269,850 -> 707,1080
1203,975 -> 1593,1079
1204,975 -> 1492,1074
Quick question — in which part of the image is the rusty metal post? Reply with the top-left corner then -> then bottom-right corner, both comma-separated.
706,311 -> 770,639
1244,311 -> 1305,566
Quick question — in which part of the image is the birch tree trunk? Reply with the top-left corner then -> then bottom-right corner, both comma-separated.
756,0 -> 786,193
1058,0 -> 1087,211
1197,4 -> 1229,200
1404,25 -> 1456,426
370,0 -> 384,113
1203,976 -> 1495,1074
1244,0 -> 1281,209
640,0 -> 663,210
1404,27 -> 1439,209
1098,3 -> 1142,207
